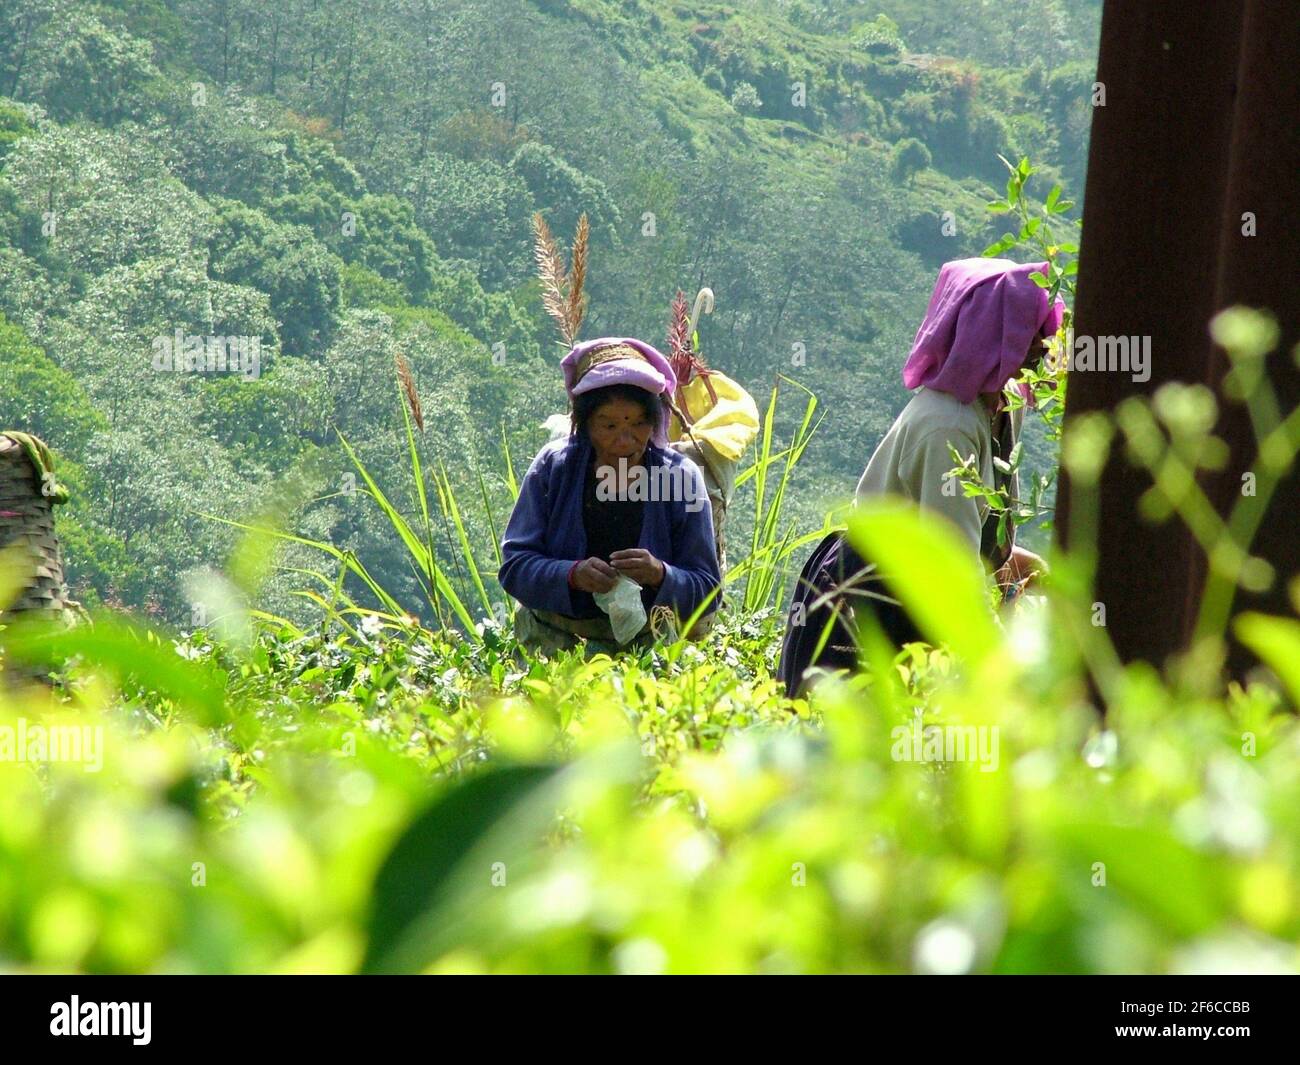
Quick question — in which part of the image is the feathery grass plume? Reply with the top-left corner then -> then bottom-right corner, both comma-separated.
531,211 -> 590,348
395,353 -> 424,432
666,288 -> 718,406
566,213 -> 589,344
531,212 -> 572,346
667,289 -> 691,361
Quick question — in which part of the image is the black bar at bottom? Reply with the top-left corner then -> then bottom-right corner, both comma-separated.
0,974 -> 1292,1051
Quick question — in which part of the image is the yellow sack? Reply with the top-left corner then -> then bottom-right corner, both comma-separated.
668,371 -> 759,461
667,370 -> 758,575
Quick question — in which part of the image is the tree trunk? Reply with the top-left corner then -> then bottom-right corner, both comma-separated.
1057,0 -> 1300,675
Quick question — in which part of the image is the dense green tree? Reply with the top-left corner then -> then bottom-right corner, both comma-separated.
337,193 -> 440,304
891,137 -> 932,181
509,143 -> 622,246
0,311 -> 104,455
405,152 -> 533,286
1,123 -> 211,275
207,198 -> 340,356
16,7 -> 161,125
0,98 -> 34,159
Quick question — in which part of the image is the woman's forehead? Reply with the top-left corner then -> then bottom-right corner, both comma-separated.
593,399 -> 649,419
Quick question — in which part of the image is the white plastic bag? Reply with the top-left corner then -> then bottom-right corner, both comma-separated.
593,575 -> 647,644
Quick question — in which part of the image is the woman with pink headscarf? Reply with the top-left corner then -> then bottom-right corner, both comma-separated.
499,337 -> 721,654
779,259 -> 1065,696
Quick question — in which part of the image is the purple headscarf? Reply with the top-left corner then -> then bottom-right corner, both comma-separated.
561,337 -> 677,446
902,259 -> 1067,404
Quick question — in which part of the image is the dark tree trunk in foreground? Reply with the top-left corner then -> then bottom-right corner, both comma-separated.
1058,0 -> 1300,674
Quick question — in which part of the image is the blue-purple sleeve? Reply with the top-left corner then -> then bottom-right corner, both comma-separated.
653,461 -> 722,617
498,448 -> 577,615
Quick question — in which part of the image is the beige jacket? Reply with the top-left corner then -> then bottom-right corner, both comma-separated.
854,387 -> 1021,555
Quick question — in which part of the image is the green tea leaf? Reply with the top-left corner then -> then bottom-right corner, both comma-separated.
1235,613 -> 1300,706
846,499 -> 1000,663
1056,823 -> 1225,937
1,613 -> 229,726
362,764 -> 558,973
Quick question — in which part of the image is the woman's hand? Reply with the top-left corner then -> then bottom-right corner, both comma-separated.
571,557 -> 619,594
609,548 -> 665,588
997,545 -> 1048,592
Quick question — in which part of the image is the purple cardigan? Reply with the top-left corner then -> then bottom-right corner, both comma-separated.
498,434 -> 721,619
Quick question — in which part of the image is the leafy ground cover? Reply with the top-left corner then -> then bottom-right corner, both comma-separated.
3,504 -> 1297,974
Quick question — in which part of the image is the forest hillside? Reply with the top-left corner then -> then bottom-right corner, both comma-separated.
0,0 -> 1100,620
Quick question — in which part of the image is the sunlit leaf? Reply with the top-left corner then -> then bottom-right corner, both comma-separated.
846,498 -> 1000,663
361,764 -> 558,973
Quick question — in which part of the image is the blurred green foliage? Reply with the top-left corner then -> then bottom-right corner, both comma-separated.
2,498 -> 1296,973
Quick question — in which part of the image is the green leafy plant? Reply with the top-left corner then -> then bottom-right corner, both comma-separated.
947,155 -> 1083,548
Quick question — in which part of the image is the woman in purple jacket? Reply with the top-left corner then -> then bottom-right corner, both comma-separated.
499,337 -> 721,654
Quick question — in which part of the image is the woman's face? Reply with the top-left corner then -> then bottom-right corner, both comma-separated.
587,397 -> 654,464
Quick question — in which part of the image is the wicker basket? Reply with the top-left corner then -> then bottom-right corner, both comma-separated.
0,433 -> 70,618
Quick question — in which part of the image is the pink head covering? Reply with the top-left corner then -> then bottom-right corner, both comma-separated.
902,258 -> 1067,404
561,337 -> 677,446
